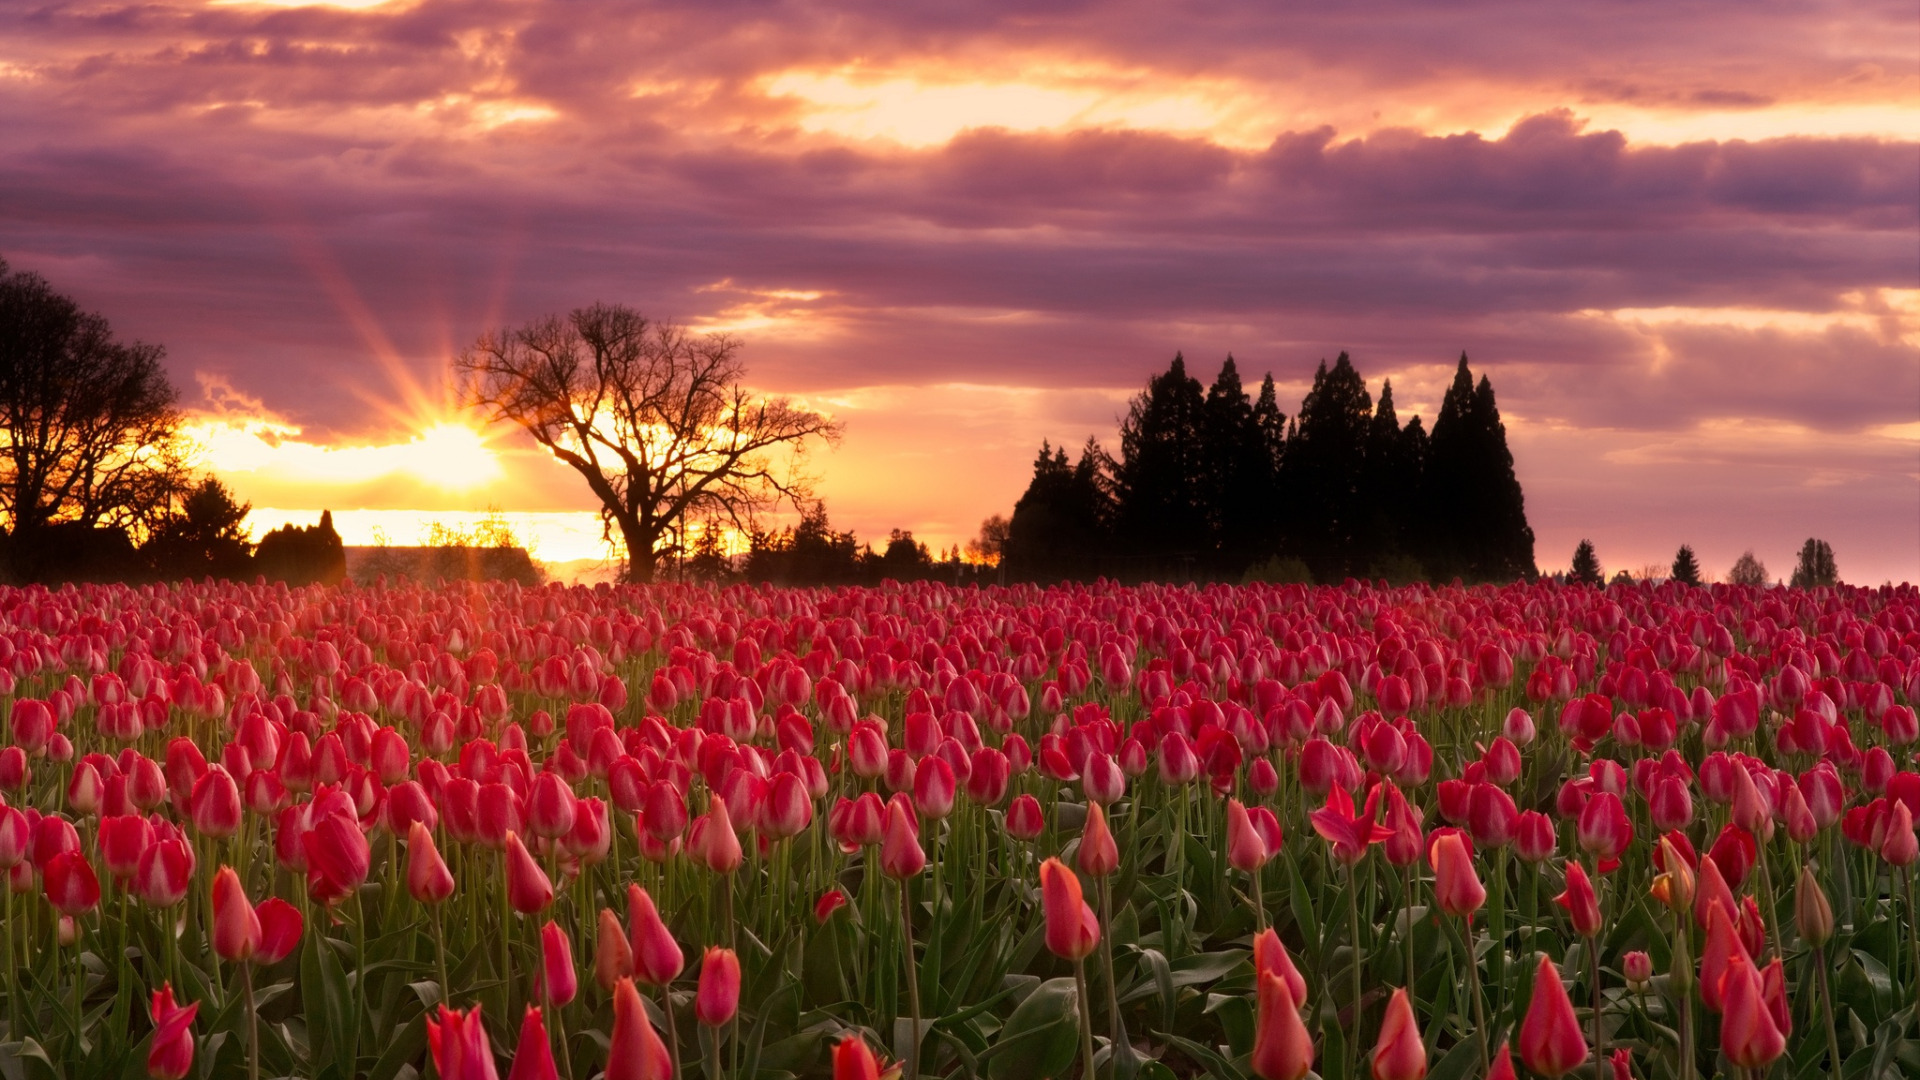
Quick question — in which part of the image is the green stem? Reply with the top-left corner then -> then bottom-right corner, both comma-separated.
1348,860 -> 1364,1080
1074,959 -> 1098,1080
433,905 -> 451,1007
243,960 -> 260,1080
1589,932 -> 1603,1080
900,877 -> 921,1080
1814,944 -> 1841,1076
1463,918 -> 1486,1073
1099,876 -> 1124,1071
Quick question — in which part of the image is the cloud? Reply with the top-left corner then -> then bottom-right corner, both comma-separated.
0,0 -> 1913,581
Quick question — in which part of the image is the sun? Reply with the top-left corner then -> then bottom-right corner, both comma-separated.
402,423 -> 503,490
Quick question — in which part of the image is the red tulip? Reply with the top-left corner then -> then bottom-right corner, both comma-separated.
540,921 -> 577,1007
1514,810 -> 1556,863
1371,987 -> 1425,1080
1699,899 -> 1746,1013
879,796 -> 925,879
505,832 -> 554,914
627,884 -> 684,986
1252,927 -> 1308,1006
44,848 -> 99,915
147,983 -> 199,1080
1519,954 -> 1587,1077
1719,953 -> 1785,1068
1554,860 -> 1601,938
428,1004 -> 502,1080
407,821 -> 455,904
137,838 -> 193,908
99,814 -> 153,881
256,897 -> 303,964
304,812 -> 371,906
762,772 -> 813,839
0,806 -> 27,869
211,866 -> 261,963
1006,794 -> 1044,840
835,1035 -> 882,1080
507,1008 -> 559,1080
1429,831 -> 1486,919
1486,1042 -> 1517,1080
690,796 -> 744,875
529,772 -> 577,840
695,946 -> 741,1026
1883,800 -> 1918,866
814,889 -> 848,923
189,766 -> 242,839
1309,786 -> 1392,866
1227,798 -> 1269,872
596,907 -> 634,991
1039,857 -> 1099,961
1692,854 -> 1735,929
1575,790 -> 1631,871
1077,801 -> 1119,879
607,978 -> 672,1080
1251,968 -> 1313,1080
912,755 -> 956,820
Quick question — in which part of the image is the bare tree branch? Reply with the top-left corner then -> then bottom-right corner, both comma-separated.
456,303 -> 842,582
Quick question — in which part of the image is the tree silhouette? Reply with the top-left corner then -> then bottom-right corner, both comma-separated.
0,257 -> 190,579
1005,439 -> 1114,580
1670,544 -> 1702,586
458,304 -> 841,583
1728,550 -> 1769,587
1790,538 -> 1837,588
1424,354 -> 1535,581
1569,539 -> 1602,586
146,477 -> 253,581
1282,353 -> 1372,581
1113,354 -> 1208,566
255,510 -> 346,586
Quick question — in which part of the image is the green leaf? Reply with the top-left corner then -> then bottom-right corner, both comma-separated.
1426,1036 -> 1483,1080
1168,951 -> 1247,989
367,1012 -> 427,1080
1154,1031 -> 1245,1080
984,977 -> 1081,1080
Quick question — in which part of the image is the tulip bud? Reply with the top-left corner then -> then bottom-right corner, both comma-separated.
189,767 -> 242,839
508,1007 -> 559,1080
1720,954 -> 1785,1068
1005,794 -> 1044,841
1622,950 -> 1652,991
1519,954 -> 1587,1077
540,921 -> 577,1007
407,822 -> 455,905
690,796 -> 744,875
835,1035 -> 882,1080
43,849 -> 100,916
594,908 -> 634,991
1077,801 -> 1119,879
1039,857 -> 1099,961
879,797 -> 925,879
1252,927 -> 1308,1006
1554,860 -> 1601,938
607,978 -> 672,1080
627,884 -> 683,986
1251,969 -> 1313,1080
1227,798 -> 1269,873
504,832 -> 554,914
212,866 -> 261,963
428,1004 -> 501,1080
1795,864 -> 1834,946
695,946 -> 741,1026
1430,831 -> 1486,920
1370,987 -> 1425,1080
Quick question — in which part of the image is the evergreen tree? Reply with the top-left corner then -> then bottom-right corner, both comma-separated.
1569,539 -> 1602,586
1359,380 -> 1407,571
1202,356 -> 1273,574
1670,544 -> 1703,586
1423,354 -> 1535,581
1249,373 -> 1289,557
1280,353 -> 1372,581
1790,538 -> 1838,588
1113,354 -> 1208,568
1004,439 -> 1113,580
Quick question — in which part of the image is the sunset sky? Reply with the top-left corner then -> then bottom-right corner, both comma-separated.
2,0 -> 1915,582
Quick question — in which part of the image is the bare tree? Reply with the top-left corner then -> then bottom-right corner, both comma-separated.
0,258 -> 188,548
457,303 -> 842,583
965,514 -> 1011,567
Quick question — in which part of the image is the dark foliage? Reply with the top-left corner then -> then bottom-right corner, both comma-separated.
255,510 -> 347,586
0,256 -> 191,581
1570,539 -> 1603,586
1671,544 -> 1703,586
1790,538 -> 1838,588
1004,351 -> 1533,584
145,477 -> 254,581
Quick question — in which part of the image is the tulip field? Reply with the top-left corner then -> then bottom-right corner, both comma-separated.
3,578 -> 1920,1080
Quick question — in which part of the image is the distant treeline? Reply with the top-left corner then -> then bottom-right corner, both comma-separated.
726,508 -> 993,588
1004,352 -> 1536,585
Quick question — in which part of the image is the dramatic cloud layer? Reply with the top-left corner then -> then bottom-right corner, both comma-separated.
2,0 -> 1914,579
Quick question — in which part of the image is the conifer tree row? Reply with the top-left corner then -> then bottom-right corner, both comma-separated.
1003,351 -> 1536,583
